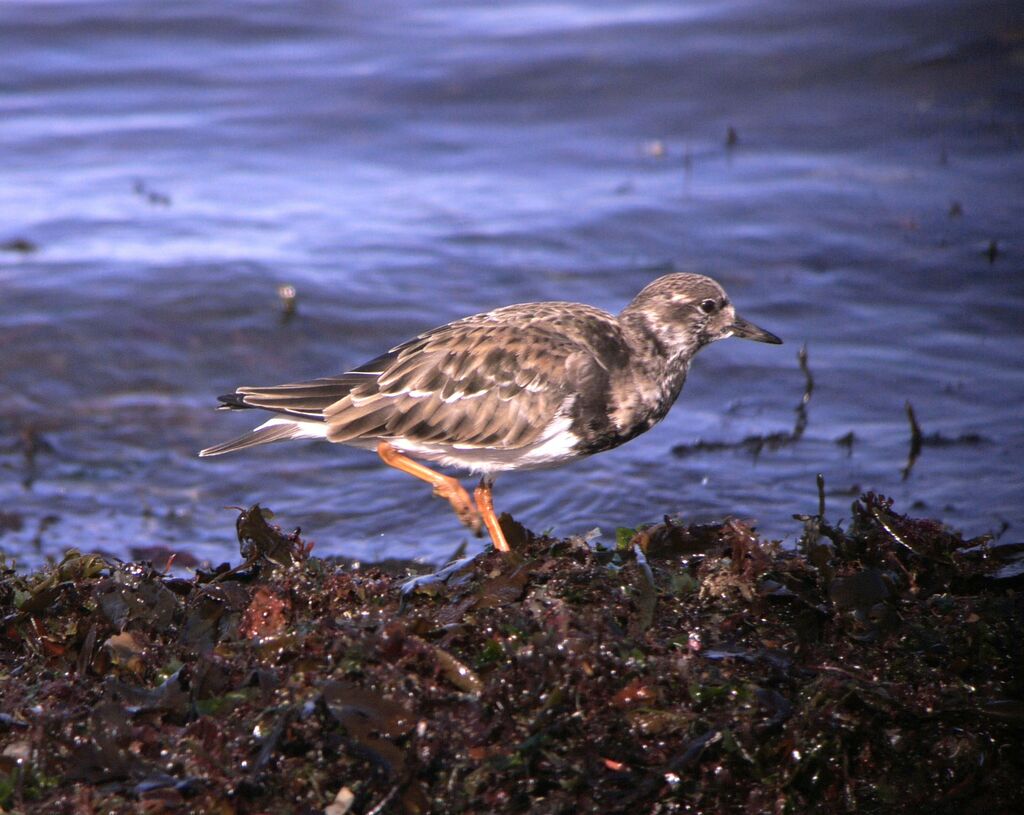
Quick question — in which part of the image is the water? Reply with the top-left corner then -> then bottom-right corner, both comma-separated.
2,0 -> 1022,566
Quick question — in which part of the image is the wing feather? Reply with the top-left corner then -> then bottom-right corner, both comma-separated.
221,302 -> 626,451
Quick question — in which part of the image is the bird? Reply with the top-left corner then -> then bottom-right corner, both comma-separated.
200,273 -> 782,553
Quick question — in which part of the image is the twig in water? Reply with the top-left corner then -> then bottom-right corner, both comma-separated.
902,401 -> 923,481
793,344 -> 813,441
672,343 -> 814,457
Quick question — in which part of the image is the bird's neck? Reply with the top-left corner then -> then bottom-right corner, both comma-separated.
618,307 -> 702,376
615,308 -> 698,422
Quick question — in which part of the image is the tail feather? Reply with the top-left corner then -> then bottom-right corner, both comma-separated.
199,421 -> 309,457
216,393 -> 253,411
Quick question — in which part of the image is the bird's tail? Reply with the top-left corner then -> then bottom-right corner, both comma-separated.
198,419 -> 321,457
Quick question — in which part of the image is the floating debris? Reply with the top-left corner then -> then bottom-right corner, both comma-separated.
132,179 -> 171,206
902,402 -> 986,480
986,239 -> 999,263
673,343 -> 813,458
835,430 -> 856,453
902,400 -> 924,480
277,283 -> 298,322
0,511 -> 24,535
642,139 -> 666,158
0,237 -> 37,254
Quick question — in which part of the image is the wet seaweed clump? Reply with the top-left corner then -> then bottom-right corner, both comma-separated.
0,497 -> 1021,813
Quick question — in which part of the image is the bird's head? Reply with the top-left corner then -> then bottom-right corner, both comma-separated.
620,273 -> 782,361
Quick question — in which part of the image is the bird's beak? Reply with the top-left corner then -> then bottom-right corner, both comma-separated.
730,315 -> 782,344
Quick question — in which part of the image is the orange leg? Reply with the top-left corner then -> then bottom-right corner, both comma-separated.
474,477 -> 510,553
377,441 -> 482,535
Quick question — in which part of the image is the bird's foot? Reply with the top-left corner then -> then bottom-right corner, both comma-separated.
432,481 -> 484,536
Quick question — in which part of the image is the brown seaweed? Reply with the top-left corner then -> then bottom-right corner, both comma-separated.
0,497 -> 1020,814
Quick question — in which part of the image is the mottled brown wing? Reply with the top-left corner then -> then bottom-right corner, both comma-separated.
322,317 -> 591,449
228,302 -> 624,450
230,365 -> 388,419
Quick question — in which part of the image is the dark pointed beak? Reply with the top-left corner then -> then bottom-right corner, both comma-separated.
730,315 -> 782,344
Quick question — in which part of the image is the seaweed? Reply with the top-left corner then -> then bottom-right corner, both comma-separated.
672,344 -> 814,458
0,499 -> 1020,813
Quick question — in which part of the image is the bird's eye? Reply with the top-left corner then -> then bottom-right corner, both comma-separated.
699,299 -> 718,314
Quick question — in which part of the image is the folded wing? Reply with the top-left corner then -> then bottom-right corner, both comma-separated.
221,312 -> 609,451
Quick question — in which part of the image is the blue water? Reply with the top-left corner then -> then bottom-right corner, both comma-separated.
2,0 -> 1022,566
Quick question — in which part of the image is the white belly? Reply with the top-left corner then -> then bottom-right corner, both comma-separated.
258,413 -> 583,476
346,414 -> 583,475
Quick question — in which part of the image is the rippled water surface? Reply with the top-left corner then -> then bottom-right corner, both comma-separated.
2,0 -> 1022,565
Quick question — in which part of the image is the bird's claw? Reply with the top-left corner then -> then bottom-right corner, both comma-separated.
432,483 -> 484,536
455,505 -> 484,536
